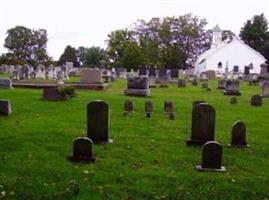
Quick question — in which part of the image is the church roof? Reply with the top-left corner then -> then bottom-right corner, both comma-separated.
212,25 -> 222,32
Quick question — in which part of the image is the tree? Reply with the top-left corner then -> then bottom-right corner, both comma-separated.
76,46 -> 88,67
85,46 -> 108,68
58,45 -> 80,67
106,29 -> 134,67
4,26 -> 49,65
240,13 -> 269,61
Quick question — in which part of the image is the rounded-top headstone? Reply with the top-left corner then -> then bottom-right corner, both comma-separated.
87,100 -> 110,143
196,141 -> 225,172
250,95 -> 262,106
230,120 -> 248,147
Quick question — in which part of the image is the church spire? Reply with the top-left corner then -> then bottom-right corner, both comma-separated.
212,25 -> 222,48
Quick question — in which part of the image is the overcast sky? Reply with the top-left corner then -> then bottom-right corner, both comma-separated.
0,0 -> 268,60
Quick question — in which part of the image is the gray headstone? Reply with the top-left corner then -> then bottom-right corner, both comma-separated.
177,79 -> 186,87
261,81 -> 269,98
187,103 -> 215,145
43,87 -> 64,101
250,95 -> 262,106
123,100 -> 134,116
67,137 -> 95,162
87,101 -> 110,143
0,99 -> 12,116
230,121 -> 248,147
0,78 -> 12,89
224,80 -> 241,96
164,101 -> 175,120
217,79 -> 226,89
196,141 -> 226,172
124,76 -> 150,97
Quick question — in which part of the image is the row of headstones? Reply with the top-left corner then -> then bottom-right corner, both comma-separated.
68,100 -> 249,172
123,100 -> 176,119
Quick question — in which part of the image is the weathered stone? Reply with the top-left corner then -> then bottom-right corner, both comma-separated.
177,79 -> 186,87
123,100 -> 134,116
138,66 -> 148,76
87,100 -> 111,143
42,87 -> 64,101
187,103 -> 215,145
196,141 -> 226,172
250,95 -> 262,106
170,69 -> 179,78
80,69 -> 103,84
191,78 -> 198,86
261,81 -> 269,98
230,121 -> 249,147
0,99 -> 12,116
164,101 -> 174,113
200,72 -> 209,82
145,101 -> 153,118
124,76 -> 150,97
217,79 -> 226,89
230,97 -> 237,105
67,137 -> 95,162
224,80 -> 241,96
0,78 -> 12,89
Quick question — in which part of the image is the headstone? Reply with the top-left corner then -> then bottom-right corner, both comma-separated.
148,77 -> 157,88
87,100 -> 111,143
261,81 -> 269,97
158,69 -> 169,87
80,69 -> 103,84
191,78 -> 198,86
200,72 -> 208,81
217,79 -> 226,90
124,76 -> 150,97
244,66 -> 250,76
43,87 -> 64,101
138,66 -> 148,76
250,95 -> 262,106
149,67 -> 157,77
230,97 -> 238,104
164,101 -> 175,120
187,103 -> 215,145
230,121 -> 249,147
0,78 -> 12,89
123,100 -> 134,116
170,69 -> 179,79
196,141 -> 226,172
223,80 -> 241,96
233,66 -> 239,73
0,99 -> 12,116
177,79 -> 186,87
145,101 -> 153,118
67,137 -> 95,162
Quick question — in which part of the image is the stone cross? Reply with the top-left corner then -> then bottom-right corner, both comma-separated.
230,121 -> 249,147
187,103 -> 215,145
67,137 -> 95,162
87,100 -> 111,143
196,141 -> 226,172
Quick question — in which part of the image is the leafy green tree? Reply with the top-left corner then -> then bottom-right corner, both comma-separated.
240,13 -> 269,61
106,29 -> 134,67
4,26 -> 49,65
76,46 -> 88,67
58,45 -> 80,67
85,46 -> 108,68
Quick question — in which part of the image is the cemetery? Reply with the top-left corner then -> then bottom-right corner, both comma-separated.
1,71 -> 269,199
0,3 -> 269,199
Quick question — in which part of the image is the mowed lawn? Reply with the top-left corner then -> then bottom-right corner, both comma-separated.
0,79 -> 269,200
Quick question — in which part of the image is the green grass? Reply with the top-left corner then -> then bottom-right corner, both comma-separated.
0,80 -> 268,200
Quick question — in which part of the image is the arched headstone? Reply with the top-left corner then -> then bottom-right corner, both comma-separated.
145,101 -> 153,118
187,103 -> 215,145
196,141 -> 226,172
67,137 -> 95,162
230,121 -> 249,147
87,100 -> 111,143
123,100 -> 134,116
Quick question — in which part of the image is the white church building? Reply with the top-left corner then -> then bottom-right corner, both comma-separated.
194,25 -> 266,75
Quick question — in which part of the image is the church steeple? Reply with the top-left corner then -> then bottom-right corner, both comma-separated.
212,25 -> 222,48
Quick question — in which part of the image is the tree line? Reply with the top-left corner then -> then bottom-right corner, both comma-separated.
0,13 -> 268,69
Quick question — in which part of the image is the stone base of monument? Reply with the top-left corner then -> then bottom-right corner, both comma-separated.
223,91 -> 241,96
67,155 -> 96,163
196,165 -> 226,172
186,139 -> 209,146
124,89 -> 150,97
